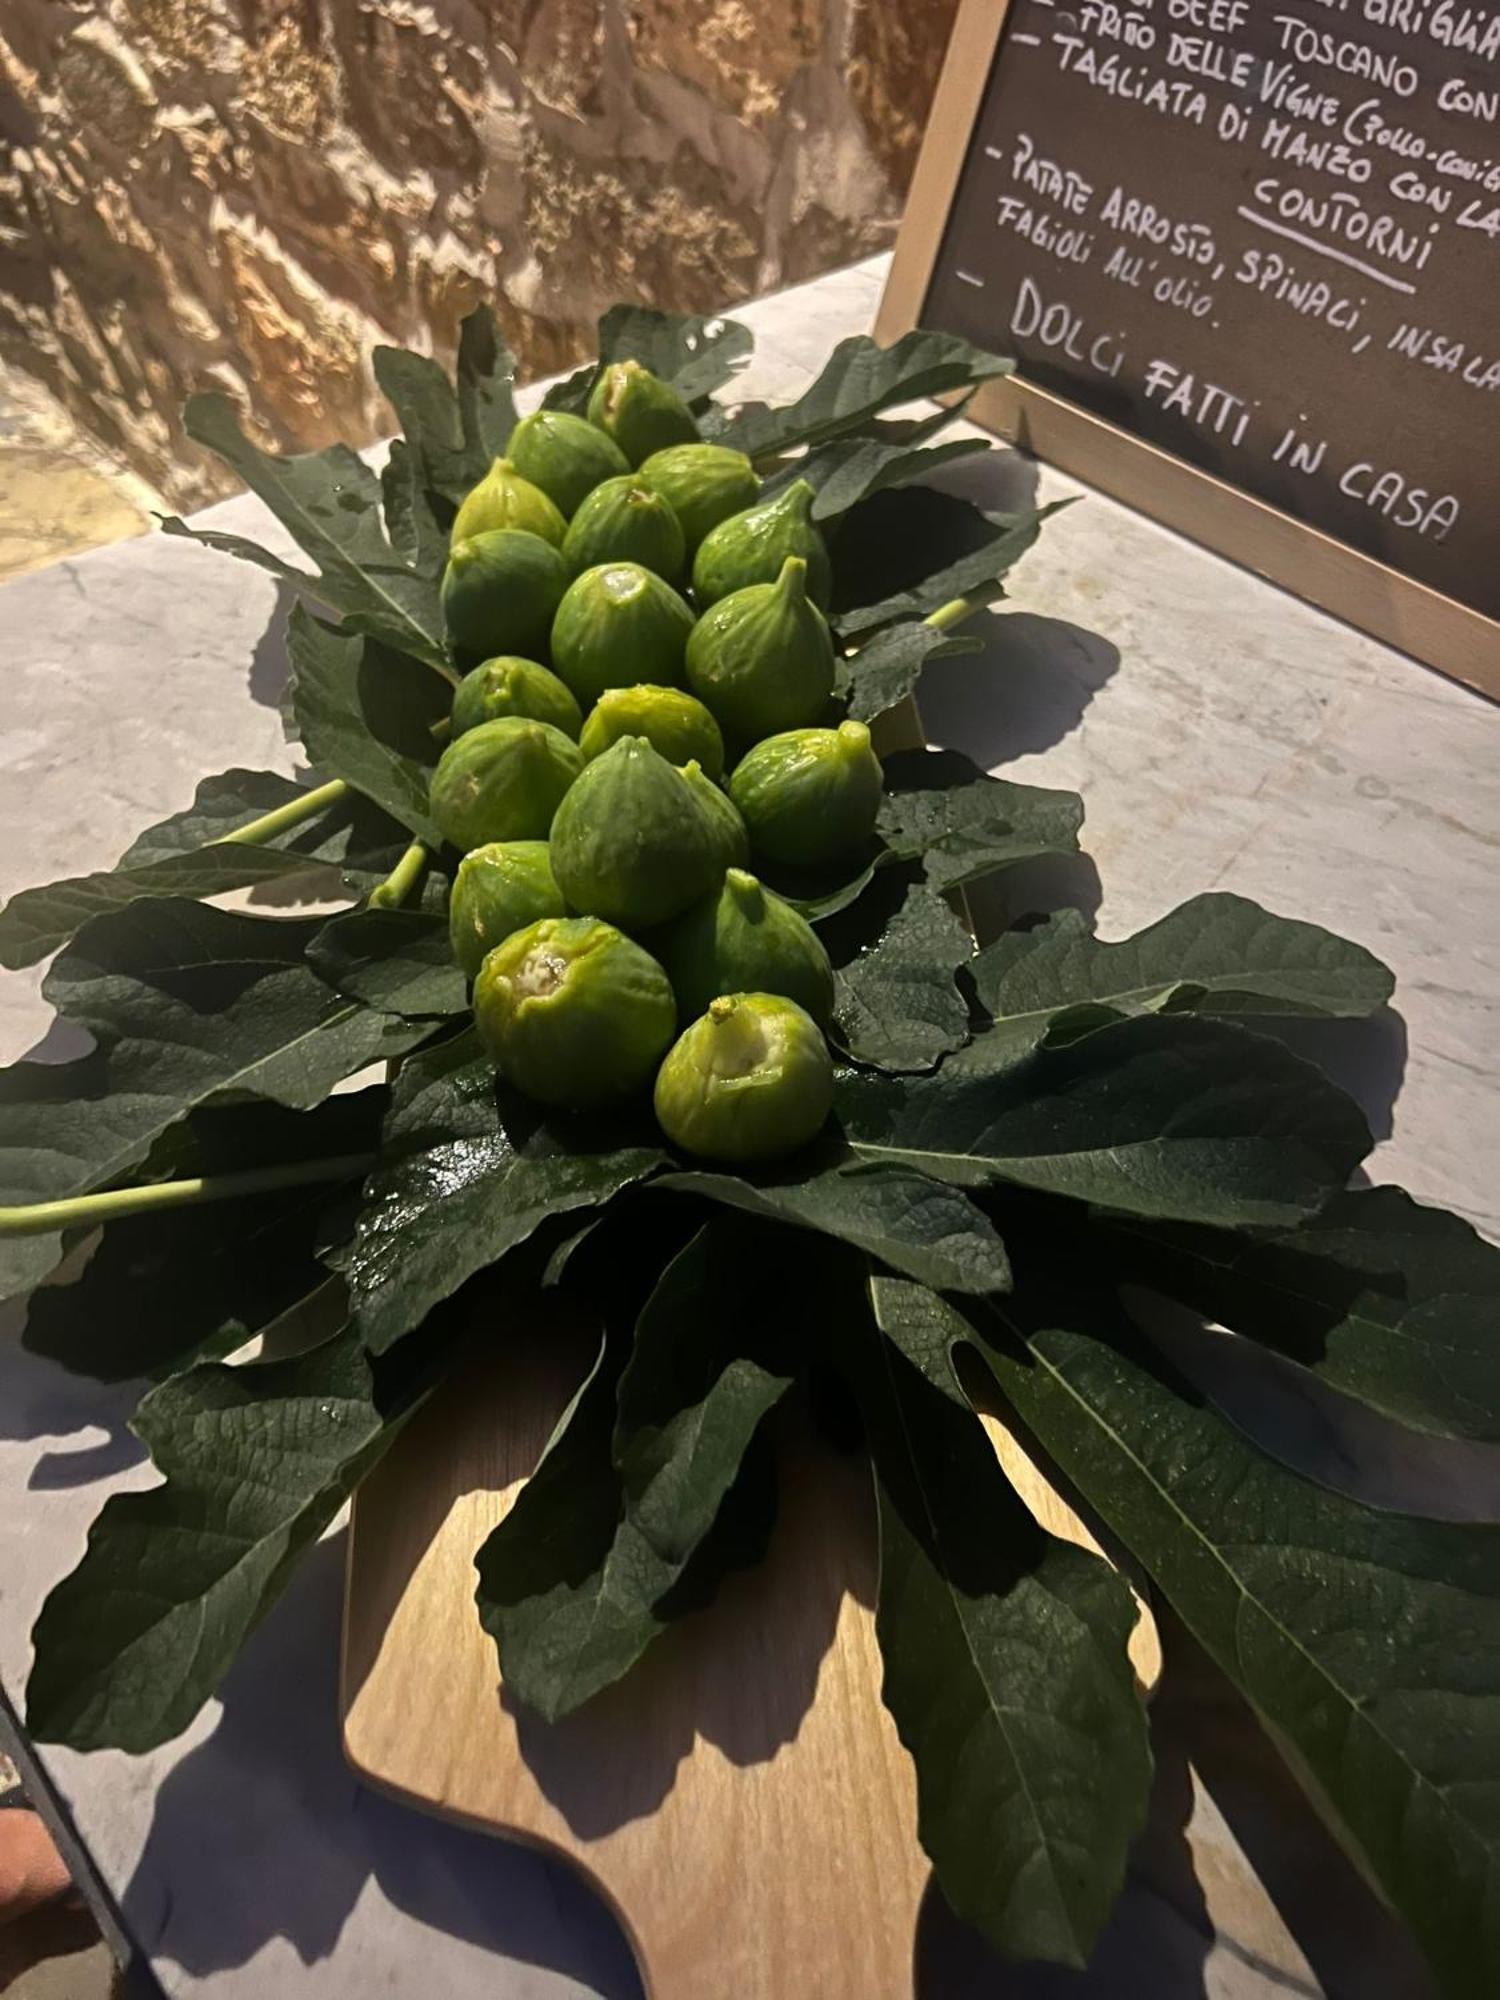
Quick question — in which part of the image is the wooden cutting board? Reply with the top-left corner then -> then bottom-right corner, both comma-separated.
341,1313 -> 1161,2000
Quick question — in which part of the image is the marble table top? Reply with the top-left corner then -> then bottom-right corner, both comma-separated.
1,253 -> 1496,1999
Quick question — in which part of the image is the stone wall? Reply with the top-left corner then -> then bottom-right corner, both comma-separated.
0,1 -> 958,510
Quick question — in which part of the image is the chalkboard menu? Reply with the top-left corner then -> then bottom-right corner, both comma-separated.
879,0 -> 1498,692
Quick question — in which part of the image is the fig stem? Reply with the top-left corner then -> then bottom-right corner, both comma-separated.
0,1155 -> 377,1239
368,839 -> 432,911
924,583 -> 1009,633
222,777 -> 350,848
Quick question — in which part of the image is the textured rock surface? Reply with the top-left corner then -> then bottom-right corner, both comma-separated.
0,0 -> 958,510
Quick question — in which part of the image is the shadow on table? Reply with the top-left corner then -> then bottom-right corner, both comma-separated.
1271,1005 -> 1409,1146
917,606 -> 1119,772
121,1534 -> 645,1998
0,1298 -> 147,1490
247,577 -> 296,714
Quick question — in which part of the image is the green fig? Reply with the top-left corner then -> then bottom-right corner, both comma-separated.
451,457 -> 567,547
549,736 -> 722,930
562,475 -> 686,583
685,556 -> 836,743
474,916 -> 676,1110
451,656 -> 582,741
587,359 -> 699,466
691,478 -> 832,609
442,529 -> 571,659
681,758 -> 750,871
579,684 -> 724,777
654,992 -> 833,1163
549,562 -> 695,706
448,840 -> 566,980
638,443 -> 760,553
507,409 -> 630,518
656,869 -> 835,1026
429,715 -> 583,852
729,720 -> 883,869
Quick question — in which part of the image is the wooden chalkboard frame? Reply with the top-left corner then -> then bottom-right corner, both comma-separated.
877,0 -> 1499,702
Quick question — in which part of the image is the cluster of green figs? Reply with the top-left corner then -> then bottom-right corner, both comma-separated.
429,358 -> 885,1163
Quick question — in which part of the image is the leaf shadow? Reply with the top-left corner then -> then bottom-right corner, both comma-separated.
120,1532 -> 645,1995
1260,1005 -> 1408,1146
0,1282 -> 145,1480
503,1399 -> 860,1842
963,851 -> 1105,946
1129,1289 -> 1500,1522
927,439 -> 1042,518
247,577 -> 298,711
916,607 -> 1121,770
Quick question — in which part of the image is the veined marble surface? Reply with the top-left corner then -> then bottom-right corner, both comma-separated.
0,254 -> 1493,1999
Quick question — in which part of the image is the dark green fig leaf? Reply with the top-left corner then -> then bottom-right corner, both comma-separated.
972,898 -> 1395,1034
22,1092 -> 382,1383
857,392 -> 983,447
0,902 -> 429,1300
879,748 -> 1084,893
837,496 -> 1066,638
309,909 -> 467,1020
344,1031 -> 666,1354
26,1325 -> 405,1751
834,880 -> 974,1074
836,1013 -> 1371,1223
161,394 -> 448,669
597,304 -> 754,404
614,1215 -> 802,1561
287,606 -> 448,843
374,306 -> 520,517
1104,1186 -> 1500,1443
475,1330 -> 775,1720
457,305 -> 522,469
0,769 -> 407,971
976,1295 -> 1500,2000
851,1277 -> 1152,1969
776,854 -> 882,925
714,329 -> 1011,460
837,620 -> 983,729
657,1160 -> 1010,1295
769,434 -> 991,521
374,350 -> 483,517
380,436 -> 447,575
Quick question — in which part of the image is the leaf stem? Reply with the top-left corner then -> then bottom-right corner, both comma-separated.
368,839 -> 432,911
223,778 -> 350,848
924,584 -> 1009,634
0,1156 -> 377,1239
